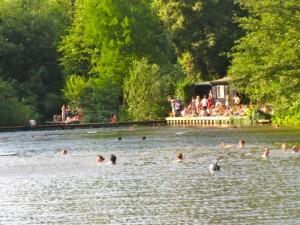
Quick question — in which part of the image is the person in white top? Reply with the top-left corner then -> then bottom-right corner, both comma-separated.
233,94 -> 241,105
201,95 -> 208,110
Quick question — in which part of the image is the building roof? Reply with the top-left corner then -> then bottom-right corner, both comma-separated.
195,77 -> 232,86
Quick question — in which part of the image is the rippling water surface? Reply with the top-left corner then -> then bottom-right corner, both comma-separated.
0,126 -> 299,225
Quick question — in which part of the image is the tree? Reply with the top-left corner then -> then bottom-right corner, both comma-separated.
63,74 -> 121,122
0,0 -> 72,119
0,78 -> 37,126
124,58 -> 170,120
59,0 -> 174,117
153,0 -> 245,80
229,0 -> 300,124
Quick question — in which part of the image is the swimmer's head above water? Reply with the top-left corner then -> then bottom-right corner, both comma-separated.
61,149 -> 68,155
110,154 -> 117,164
262,147 -> 270,159
176,153 -> 183,162
96,155 -> 105,163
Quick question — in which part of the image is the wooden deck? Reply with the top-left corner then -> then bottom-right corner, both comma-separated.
166,116 -> 235,126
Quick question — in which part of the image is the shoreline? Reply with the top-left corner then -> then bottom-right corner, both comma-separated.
0,120 -> 166,133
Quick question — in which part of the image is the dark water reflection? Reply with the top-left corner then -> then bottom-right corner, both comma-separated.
0,126 -> 299,225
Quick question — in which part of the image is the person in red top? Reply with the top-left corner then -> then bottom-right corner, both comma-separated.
207,95 -> 213,110
111,114 -> 117,123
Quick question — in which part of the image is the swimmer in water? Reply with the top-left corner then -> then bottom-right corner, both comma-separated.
96,155 -> 105,163
292,145 -> 299,153
209,160 -> 220,173
61,149 -> 68,155
176,153 -> 184,162
238,139 -> 246,149
220,139 -> 245,149
262,147 -> 270,159
110,154 -> 117,164
220,141 -> 233,149
281,143 -> 288,150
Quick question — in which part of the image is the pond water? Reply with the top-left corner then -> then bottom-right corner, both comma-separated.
0,126 -> 299,225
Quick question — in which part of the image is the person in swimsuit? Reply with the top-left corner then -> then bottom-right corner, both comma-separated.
61,149 -> 68,155
238,139 -> 246,148
96,155 -> 105,163
262,147 -> 270,159
176,153 -> 184,162
110,154 -> 117,164
292,145 -> 299,153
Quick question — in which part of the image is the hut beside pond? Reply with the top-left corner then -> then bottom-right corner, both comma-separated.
193,77 -> 234,104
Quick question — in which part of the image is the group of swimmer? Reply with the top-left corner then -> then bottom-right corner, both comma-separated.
176,139 -> 299,173
60,136 -> 148,163
176,152 -> 221,173
61,148 -> 117,165
60,137 -> 299,173
96,154 -> 117,164
220,139 -> 299,158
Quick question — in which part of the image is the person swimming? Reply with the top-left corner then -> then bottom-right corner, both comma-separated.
281,143 -> 288,150
176,153 -> 184,162
220,139 -> 245,149
292,145 -> 299,153
238,139 -> 246,148
209,160 -> 220,173
110,154 -> 117,164
220,141 -> 233,149
96,155 -> 105,163
142,136 -> 146,140
118,137 -> 122,141
61,149 -> 68,155
262,147 -> 270,159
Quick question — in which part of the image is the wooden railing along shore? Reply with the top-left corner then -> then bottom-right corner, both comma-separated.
166,116 -> 235,126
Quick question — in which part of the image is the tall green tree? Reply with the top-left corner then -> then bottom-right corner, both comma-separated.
153,0 -> 245,80
229,0 -> 300,124
60,0 -> 174,117
124,58 -> 170,120
0,0 -> 72,119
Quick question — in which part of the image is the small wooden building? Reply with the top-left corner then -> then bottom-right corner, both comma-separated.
193,77 -> 237,103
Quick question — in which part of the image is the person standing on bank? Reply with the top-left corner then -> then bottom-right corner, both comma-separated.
61,104 -> 66,122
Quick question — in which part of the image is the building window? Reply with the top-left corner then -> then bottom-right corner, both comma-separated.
217,85 -> 225,98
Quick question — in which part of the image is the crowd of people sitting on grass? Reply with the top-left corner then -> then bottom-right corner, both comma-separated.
52,104 -> 83,124
168,93 -> 251,117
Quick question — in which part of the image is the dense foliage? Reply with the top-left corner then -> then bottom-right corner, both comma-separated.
124,58 -> 171,120
0,0 -> 72,122
0,0 -> 299,125
59,0 -> 174,121
0,79 -> 37,126
153,0 -> 245,80
229,0 -> 300,125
